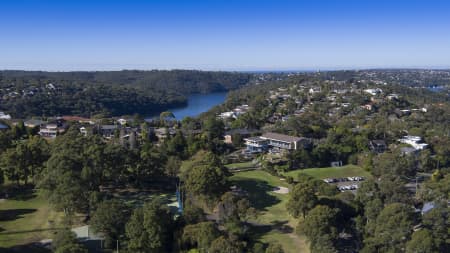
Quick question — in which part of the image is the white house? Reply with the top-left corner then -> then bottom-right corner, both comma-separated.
117,118 -> 127,125
398,136 -> 428,150
364,88 -> 383,96
0,112 -> 11,120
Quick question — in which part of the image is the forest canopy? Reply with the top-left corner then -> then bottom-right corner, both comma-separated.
0,70 -> 253,118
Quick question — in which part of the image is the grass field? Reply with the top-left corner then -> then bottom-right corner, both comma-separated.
225,161 -> 255,169
0,189 -> 62,248
283,165 -> 372,180
230,170 -> 309,253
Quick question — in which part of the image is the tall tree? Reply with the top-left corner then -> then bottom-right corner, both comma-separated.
406,229 -> 438,253
287,183 -> 318,218
182,221 -> 220,252
297,205 -> 339,253
90,199 -> 129,248
363,203 -> 415,252
125,199 -> 174,253
52,229 -> 88,253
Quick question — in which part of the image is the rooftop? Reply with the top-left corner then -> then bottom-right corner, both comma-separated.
261,132 -> 302,143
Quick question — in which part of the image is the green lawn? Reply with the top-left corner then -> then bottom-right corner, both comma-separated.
230,170 -> 309,253
283,165 -> 372,180
225,162 -> 255,169
0,190 -> 62,248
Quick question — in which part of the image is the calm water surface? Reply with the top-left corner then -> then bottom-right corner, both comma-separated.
146,92 -> 227,120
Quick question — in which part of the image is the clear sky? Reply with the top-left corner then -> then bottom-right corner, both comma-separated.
1,0 -> 450,71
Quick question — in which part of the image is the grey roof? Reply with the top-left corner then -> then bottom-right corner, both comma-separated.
421,202 -> 435,214
24,119 -> 45,126
101,125 -> 118,130
225,128 -> 259,136
261,132 -> 302,143
244,136 -> 266,142
371,140 -> 386,146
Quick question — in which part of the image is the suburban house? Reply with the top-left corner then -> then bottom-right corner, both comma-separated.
117,118 -> 128,125
98,125 -> 119,139
0,111 -> 11,120
369,140 -> 387,153
24,119 -> 45,128
244,136 -> 269,153
39,121 -> 67,138
218,105 -> 251,119
244,132 -> 309,153
309,87 -> 321,94
398,135 -> 428,150
61,116 -> 95,125
79,127 -> 88,136
152,127 -> 176,140
261,132 -> 308,150
364,88 -> 383,96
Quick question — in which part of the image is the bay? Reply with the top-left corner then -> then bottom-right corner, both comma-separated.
146,91 -> 227,120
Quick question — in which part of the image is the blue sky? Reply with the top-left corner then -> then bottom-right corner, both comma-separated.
1,0 -> 450,71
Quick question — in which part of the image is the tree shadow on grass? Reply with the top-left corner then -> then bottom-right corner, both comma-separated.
0,227 -> 57,235
271,220 -> 294,234
231,179 -> 280,211
0,209 -> 37,222
247,220 -> 294,242
2,185 -> 36,201
0,243 -> 51,253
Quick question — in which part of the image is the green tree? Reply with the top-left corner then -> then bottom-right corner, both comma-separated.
363,203 -> 415,252
0,168 -> 4,186
182,221 -> 219,252
39,151 -> 88,214
422,205 -> 449,251
125,200 -> 173,253
265,242 -> 284,253
166,130 -> 187,158
203,117 -> 225,141
52,229 -> 88,253
26,135 -> 50,183
372,151 -> 416,178
216,192 -> 256,223
90,199 -> 129,248
208,236 -> 244,253
406,229 -> 438,253
297,205 -> 339,252
183,153 -> 228,201
252,243 -> 265,253
287,184 -> 318,218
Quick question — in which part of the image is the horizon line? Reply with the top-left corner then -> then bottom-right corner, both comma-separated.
1,66 -> 450,73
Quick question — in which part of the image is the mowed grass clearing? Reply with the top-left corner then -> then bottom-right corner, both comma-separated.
284,165 -> 372,180
230,170 -> 309,253
225,161 -> 255,169
0,190 -> 62,248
